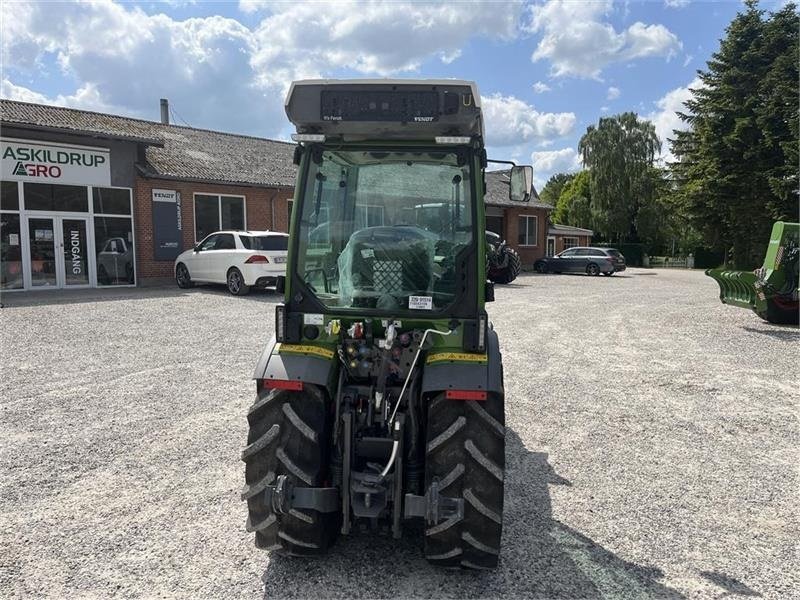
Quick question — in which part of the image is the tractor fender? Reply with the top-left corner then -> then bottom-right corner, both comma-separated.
421,327 -> 504,396
252,336 -> 335,389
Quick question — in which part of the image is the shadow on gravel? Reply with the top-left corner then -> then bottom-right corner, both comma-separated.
0,286 -> 282,308
742,326 -> 800,340
259,428 -> 682,599
699,571 -> 761,597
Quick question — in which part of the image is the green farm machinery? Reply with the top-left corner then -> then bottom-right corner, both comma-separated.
706,221 -> 799,325
242,79 -> 534,568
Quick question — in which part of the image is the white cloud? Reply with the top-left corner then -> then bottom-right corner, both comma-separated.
646,76 -> 703,161
530,147 -> 582,188
682,54 -> 693,66
607,86 -> 620,100
664,0 -> 691,8
481,93 -> 576,147
527,0 -> 681,79
0,0 -> 524,137
532,80 -> 551,94
1,79 -> 135,115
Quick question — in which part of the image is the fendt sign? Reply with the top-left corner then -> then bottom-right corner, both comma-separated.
1,138 -> 111,187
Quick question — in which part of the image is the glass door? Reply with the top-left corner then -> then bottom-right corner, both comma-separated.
28,217 -> 58,287
60,218 -> 91,286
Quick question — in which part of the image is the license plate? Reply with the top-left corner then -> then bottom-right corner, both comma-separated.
273,256 -> 287,263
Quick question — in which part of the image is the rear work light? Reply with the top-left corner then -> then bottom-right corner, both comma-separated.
435,136 -> 471,144
446,390 -> 488,401
245,255 -> 269,263
291,133 -> 326,142
261,379 -> 303,391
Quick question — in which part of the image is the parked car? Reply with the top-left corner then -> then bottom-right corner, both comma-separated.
174,230 -> 289,295
534,247 -> 626,276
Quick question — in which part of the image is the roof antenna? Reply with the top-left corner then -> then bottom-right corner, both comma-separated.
160,98 -> 169,124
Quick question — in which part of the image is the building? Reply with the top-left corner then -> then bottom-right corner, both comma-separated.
0,99 -> 550,292
484,169 -> 553,266
546,223 -> 595,256
1,99 -> 295,292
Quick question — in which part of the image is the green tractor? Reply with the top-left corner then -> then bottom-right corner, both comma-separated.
705,221 -> 799,325
242,80 -> 533,569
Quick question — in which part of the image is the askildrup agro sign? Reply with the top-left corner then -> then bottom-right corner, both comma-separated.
1,137 -> 111,187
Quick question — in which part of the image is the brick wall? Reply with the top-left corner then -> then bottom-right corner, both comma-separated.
500,206 -> 550,267
134,176 -> 294,281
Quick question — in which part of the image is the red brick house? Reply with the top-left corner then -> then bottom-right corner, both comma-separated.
484,170 -> 553,268
546,223 -> 594,256
1,98 -> 560,291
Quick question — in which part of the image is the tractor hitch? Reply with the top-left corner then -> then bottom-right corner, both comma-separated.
264,474 -> 340,514
404,479 -> 464,525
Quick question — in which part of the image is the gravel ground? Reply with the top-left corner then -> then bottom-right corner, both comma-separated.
1,268 -> 797,599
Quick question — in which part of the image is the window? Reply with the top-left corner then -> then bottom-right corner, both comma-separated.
240,235 -> 288,251
563,237 -> 579,249
95,217 -> 134,285
215,233 -> 236,250
296,149 -> 474,311
198,234 -> 219,251
1,213 -> 22,289
25,183 -> 88,212
1,181 -> 19,211
194,194 -> 245,241
517,215 -> 538,246
560,248 -> 578,257
356,204 -> 384,228
93,188 -> 132,215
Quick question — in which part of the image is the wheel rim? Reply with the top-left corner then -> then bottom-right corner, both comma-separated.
177,265 -> 189,286
588,265 -> 598,275
228,270 -> 241,293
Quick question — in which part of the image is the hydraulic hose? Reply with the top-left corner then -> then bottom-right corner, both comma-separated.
388,327 -> 454,427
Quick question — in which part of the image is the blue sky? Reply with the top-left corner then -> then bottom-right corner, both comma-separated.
0,0 -> 787,188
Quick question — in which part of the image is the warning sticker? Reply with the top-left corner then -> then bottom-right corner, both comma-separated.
303,313 -> 324,325
408,295 -> 433,310
277,344 -> 334,359
426,352 -> 488,364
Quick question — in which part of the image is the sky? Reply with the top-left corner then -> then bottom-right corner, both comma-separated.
0,0 -> 789,189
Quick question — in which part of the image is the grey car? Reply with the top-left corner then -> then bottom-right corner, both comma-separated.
534,247 -> 626,276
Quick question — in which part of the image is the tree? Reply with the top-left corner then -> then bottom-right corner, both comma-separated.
578,112 -> 661,242
554,171 -> 593,229
539,172 -> 576,207
671,1 -> 799,268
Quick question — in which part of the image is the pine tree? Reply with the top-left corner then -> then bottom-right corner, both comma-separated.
671,0 -> 799,268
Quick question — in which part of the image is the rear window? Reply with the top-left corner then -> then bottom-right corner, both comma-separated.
606,249 -> 622,257
240,235 -> 288,251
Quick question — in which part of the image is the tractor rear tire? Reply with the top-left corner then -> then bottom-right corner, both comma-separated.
423,392 -> 505,570
759,299 -> 799,325
491,249 -> 521,284
242,385 -> 339,555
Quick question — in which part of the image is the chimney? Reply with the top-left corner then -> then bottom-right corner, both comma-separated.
160,98 -> 169,125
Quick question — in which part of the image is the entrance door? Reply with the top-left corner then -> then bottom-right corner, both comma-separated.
546,236 -> 555,257
27,217 -> 58,287
60,218 -> 91,287
26,216 -> 92,288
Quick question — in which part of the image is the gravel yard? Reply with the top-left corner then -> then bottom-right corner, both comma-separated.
1,268 -> 797,599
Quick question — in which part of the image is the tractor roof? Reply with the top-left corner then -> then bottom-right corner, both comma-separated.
285,79 -> 484,142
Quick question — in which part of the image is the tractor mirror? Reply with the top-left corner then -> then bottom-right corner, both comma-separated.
509,165 -> 533,202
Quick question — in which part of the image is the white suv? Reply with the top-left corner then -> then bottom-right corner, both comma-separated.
174,230 -> 288,295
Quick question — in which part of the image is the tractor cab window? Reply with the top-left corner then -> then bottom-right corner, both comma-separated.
296,149 -> 474,312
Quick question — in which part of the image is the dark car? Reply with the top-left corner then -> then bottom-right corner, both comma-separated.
534,247 -> 626,276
